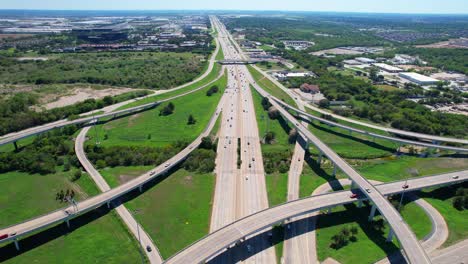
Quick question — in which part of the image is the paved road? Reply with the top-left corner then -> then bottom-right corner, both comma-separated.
274,100 -> 468,153
0,33 -> 221,147
431,239 -> 468,264
76,126 -> 163,264
0,93 -> 226,248
249,63 -> 468,146
164,170 -> 468,264
209,16 -> 276,263
251,79 -> 433,263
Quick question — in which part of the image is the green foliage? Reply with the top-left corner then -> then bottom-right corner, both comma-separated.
206,85 -> 219,96
160,102 -> 175,116
183,149 -> 216,173
0,90 -> 149,136
452,187 -> 468,211
187,114 -> 196,125
0,52 -> 205,89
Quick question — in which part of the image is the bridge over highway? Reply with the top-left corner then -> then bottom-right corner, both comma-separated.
164,170 -> 467,264
217,59 -> 257,65
249,72 -> 433,263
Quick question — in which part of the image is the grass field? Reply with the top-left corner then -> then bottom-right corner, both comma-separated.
87,74 -> 226,148
118,168 -> 215,258
419,184 -> 468,247
0,169 -> 99,227
248,66 -> 297,107
99,166 -> 154,188
265,173 -> 289,206
375,84 -> 400,92
1,211 -> 142,264
316,202 -> 431,264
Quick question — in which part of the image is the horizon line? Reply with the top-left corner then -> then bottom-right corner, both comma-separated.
0,8 -> 467,16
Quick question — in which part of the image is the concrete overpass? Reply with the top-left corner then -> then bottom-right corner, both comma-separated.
273,98 -> 468,154
164,170 -> 467,264
217,60 -> 257,65
0,95 -> 225,249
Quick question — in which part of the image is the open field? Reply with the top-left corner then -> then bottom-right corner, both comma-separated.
1,211 -> 142,264
120,168 -> 215,258
265,172 -> 289,206
374,84 -> 400,92
87,74 -> 226,148
419,184 -> 468,247
248,66 -> 297,107
0,170 -> 99,227
316,202 -> 431,264
99,166 -> 154,188
0,52 -> 205,90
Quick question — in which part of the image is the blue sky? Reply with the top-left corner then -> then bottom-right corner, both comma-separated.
2,0 -> 468,14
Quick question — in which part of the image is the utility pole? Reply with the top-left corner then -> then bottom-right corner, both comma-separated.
132,209 -> 145,264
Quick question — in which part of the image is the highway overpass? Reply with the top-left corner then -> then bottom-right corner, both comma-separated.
0,95 -> 225,249
273,98 -> 468,153
165,170 -> 467,264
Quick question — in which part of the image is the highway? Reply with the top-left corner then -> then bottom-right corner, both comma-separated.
165,170 -> 468,264
209,16 -> 276,263
0,32 -> 222,148
249,64 -> 468,146
273,99 -> 468,153
214,16 -> 434,264
0,92 -> 226,248
76,126 -> 163,264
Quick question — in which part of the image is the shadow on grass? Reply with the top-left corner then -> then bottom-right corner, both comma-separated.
304,152 -> 345,192
0,163 -> 180,261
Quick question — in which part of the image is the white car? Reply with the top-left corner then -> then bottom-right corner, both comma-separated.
165,163 -> 171,168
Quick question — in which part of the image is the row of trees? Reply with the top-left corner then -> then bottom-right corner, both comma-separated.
330,225 -> 359,249
0,90 -> 150,136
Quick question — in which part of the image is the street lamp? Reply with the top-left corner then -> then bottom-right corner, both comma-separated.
132,209 -> 145,264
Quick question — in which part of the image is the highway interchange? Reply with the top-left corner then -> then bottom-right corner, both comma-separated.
0,15 -> 467,264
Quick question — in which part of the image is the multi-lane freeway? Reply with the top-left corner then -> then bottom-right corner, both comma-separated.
165,170 -> 468,264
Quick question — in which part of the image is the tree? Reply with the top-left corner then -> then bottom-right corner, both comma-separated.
268,106 -> 280,119
206,85 -> 219,96
261,97 -> 271,110
288,128 -> 298,144
187,114 -> 196,125
96,160 -> 107,169
453,196 -> 464,211
160,102 -> 175,116
200,137 -> 213,149
318,99 -> 330,109
265,131 -> 276,144
71,170 -> 81,182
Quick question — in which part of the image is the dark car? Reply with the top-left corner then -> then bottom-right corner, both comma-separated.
146,246 -> 152,252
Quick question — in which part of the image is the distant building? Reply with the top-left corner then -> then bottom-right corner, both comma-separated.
355,57 -> 376,64
283,40 -> 315,51
273,71 -> 315,81
300,83 -> 320,94
373,63 -> 403,73
391,54 -> 426,65
399,72 -> 439,85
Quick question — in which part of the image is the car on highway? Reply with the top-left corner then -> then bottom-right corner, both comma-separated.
350,193 -> 358,198
0,234 -> 8,240
402,184 -> 409,189
64,210 -> 71,215
165,163 -> 171,168
252,157 -> 255,161
365,188 -> 371,193
248,163 -> 252,168
9,232 -> 16,236
246,244 -> 252,253
452,175 -> 459,179
149,171 -> 156,176
146,245 -> 152,252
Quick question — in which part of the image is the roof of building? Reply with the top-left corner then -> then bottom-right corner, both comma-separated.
373,63 -> 403,72
399,72 -> 439,83
300,83 -> 320,92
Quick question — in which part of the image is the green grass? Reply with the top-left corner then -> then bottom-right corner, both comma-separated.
299,160 -> 343,197
265,173 -> 289,206
356,155 -> 468,183
375,85 -> 400,92
316,202 -> 431,264
0,136 -> 36,153
419,185 -> 468,247
2,211 -> 142,264
88,74 -> 226,148
0,170 -> 99,227
123,169 -> 215,258
99,166 -> 154,188
247,65 -> 297,107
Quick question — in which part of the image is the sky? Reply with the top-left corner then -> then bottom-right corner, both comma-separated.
1,0 -> 468,14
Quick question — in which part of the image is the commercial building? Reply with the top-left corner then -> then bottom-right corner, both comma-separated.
373,63 -> 403,73
399,72 -> 440,85
355,57 -> 376,64
300,83 -> 320,94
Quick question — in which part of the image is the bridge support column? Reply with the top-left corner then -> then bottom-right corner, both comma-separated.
397,143 -> 402,154
107,201 -> 111,209
357,200 -> 363,208
66,219 -> 70,228
139,185 -> 143,192
14,239 -> 20,251
332,163 -> 337,177
368,205 -> 377,221
351,181 -> 357,189
327,207 -> 332,214
13,141 -> 18,151
386,228 -> 394,242
317,152 -> 323,167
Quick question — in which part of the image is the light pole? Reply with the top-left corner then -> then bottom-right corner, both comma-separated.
397,178 -> 408,212
132,209 -> 145,264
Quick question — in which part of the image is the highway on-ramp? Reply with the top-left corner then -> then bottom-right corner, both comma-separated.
164,170 -> 468,264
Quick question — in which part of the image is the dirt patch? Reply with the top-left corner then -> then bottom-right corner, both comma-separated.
41,87 -> 135,110
119,174 -> 136,184
182,175 -> 193,186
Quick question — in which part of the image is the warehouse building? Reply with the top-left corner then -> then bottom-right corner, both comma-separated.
399,72 -> 440,85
